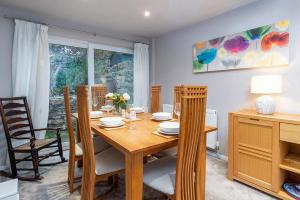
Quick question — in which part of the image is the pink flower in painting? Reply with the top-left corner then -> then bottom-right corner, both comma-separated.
224,36 -> 250,53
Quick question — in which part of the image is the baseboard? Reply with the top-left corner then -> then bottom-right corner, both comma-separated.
207,149 -> 228,162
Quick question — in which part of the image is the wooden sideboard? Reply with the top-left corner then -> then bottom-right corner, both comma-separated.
228,109 -> 300,200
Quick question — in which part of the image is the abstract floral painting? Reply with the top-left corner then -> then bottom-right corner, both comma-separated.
193,20 -> 290,73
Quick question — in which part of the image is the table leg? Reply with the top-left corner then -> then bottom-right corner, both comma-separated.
125,152 -> 143,200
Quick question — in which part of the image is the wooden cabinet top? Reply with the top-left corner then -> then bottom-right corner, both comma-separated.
229,109 -> 300,125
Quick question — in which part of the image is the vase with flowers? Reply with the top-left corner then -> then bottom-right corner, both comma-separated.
105,92 -> 130,113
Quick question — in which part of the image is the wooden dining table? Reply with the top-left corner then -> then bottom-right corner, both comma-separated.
72,112 -> 217,200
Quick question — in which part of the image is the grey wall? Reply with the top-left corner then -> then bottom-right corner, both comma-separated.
0,16 -> 13,168
152,0 -> 300,156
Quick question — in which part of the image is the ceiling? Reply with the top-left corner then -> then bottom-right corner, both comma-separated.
0,0 -> 257,38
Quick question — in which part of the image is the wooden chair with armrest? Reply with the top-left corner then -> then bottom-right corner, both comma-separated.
63,86 -> 111,193
150,85 -> 162,113
0,97 -> 66,180
143,86 -> 208,200
76,85 -> 125,200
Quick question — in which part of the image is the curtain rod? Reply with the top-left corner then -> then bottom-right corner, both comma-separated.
2,15 -> 150,45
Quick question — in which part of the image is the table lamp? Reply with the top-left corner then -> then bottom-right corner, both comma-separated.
251,75 -> 282,115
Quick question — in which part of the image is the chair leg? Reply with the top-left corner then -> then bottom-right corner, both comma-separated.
57,135 -> 66,162
113,174 -> 119,188
8,152 -> 17,178
31,149 -> 40,179
68,155 -> 75,193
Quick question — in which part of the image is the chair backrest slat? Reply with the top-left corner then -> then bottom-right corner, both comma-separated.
7,117 -> 28,125
3,102 -> 25,109
76,85 -> 96,200
5,110 -> 27,117
175,86 -> 207,200
91,84 -> 107,111
150,85 -> 161,113
63,87 -> 76,154
8,124 -> 30,132
11,130 -> 31,138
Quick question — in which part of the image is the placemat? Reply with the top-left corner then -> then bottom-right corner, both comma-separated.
152,131 -> 178,139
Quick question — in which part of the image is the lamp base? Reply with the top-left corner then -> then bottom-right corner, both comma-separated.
255,95 -> 276,115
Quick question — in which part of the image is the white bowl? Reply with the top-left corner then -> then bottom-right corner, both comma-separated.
90,111 -> 103,118
159,122 -> 179,133
99,117 -> 123,126
100,121 -> 125,128
152,112 -> 172,120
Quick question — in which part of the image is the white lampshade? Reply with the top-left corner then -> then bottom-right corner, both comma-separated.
251,75 -> 282,94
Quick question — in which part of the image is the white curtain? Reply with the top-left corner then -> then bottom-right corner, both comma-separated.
133,43 -> 150,110
12,19 -> 50,138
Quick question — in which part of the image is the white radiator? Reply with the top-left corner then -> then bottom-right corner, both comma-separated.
163,105 -> 218,150
206,109 -> 218,150
162,104 -> 173,113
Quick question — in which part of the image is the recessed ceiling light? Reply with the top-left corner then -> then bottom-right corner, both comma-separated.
144,10 -> 151,17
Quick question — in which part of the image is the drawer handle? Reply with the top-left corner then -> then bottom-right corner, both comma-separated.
249,118 -> 260,121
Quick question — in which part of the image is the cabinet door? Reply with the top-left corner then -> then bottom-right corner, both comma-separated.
233,117 -> 277,190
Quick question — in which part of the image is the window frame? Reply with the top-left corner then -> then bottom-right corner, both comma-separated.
48,36 -> 134,91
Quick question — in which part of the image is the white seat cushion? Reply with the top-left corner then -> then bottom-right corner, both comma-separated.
75,143 -> 83,156
75,136 -> 111,157
95,147 -> 124,175
93,136 -> 111,153
144,156 -> 176,195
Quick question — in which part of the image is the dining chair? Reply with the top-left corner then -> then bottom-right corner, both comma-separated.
143,86 -> 208,200
63,86 -> 111,193
156,85 -> 183,157
91,84 -> 107,111
64,87 -> 83,192
76,85 -> 124,200
150,85 -> 162,113
0,97 -> 66,180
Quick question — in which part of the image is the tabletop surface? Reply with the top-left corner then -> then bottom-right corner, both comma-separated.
73,112 -> 217,154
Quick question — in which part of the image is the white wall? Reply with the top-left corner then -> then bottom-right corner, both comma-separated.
152,0 -> 300,156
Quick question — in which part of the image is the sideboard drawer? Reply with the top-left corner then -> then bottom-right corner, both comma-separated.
280,123 -> 300,144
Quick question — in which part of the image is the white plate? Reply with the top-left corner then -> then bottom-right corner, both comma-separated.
90,111 -> 103,118
152,112 -> 172,120
158,128 -> 179,135
159,122 -> 179,133
99,117 -> 123,126
100,121 -> 125,128
132,107 -> 144,113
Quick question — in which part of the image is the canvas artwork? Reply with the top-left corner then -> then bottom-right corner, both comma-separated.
192,20 -> 290,73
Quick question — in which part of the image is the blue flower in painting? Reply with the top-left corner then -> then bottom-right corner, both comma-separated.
197,48 -> 217,64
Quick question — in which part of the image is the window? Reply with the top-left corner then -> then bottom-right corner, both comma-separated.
94,49 -> 134,103
47,43 -> 88,141
46,38 -> 134,142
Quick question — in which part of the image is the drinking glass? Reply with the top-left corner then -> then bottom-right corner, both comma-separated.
105,99 -> 113,112
174,103 -> 181,118
92,96 -> 99,110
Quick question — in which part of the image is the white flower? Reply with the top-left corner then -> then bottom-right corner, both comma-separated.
105,93 -> 113,98
123,93 -> 130,101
